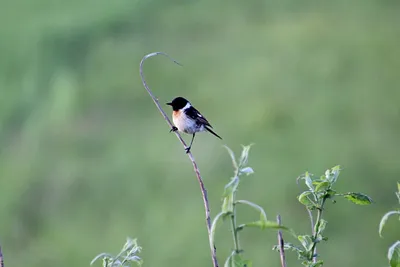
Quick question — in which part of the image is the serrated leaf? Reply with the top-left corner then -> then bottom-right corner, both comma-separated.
379,211 -> 400,237
235,199 -> 267,221
240,167 -> 254,176
315,181 -> 330,192
210,211 -> 227,247
388,241 -> 400,267
343,192 -> 373,205
224,145 -> 238,171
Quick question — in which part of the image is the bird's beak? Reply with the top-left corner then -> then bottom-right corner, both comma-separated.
166,102 -> 172,106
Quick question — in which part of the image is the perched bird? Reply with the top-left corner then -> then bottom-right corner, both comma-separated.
166,96 -> 222,153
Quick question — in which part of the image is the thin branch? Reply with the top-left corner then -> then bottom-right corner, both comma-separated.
0,245 -> 4,267
139,52 -> 219,267
276,215 -> 287,267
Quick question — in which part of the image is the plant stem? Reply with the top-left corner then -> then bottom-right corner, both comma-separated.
276,215 -> 287,267
140,52 -> 219,267
0,244 -> 4,267
310,197 -> 327,263
230,200 -> 241,254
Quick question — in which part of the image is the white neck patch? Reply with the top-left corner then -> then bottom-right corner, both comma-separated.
182,102 -> 191,110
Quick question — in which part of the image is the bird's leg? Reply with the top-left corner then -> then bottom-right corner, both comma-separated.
170,126 -> 178,133
185,133 -> 195,153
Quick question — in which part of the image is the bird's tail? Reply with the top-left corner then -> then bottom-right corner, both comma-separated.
205,126 -> 222,140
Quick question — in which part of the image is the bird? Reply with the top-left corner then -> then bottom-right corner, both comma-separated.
166,96 -> 222,153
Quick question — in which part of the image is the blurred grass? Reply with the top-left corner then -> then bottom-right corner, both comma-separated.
0,0 -> 399,266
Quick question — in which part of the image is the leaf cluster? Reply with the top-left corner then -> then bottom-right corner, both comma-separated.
91,238 -> 143,267
378,183 -> 400,267
276,166 -> 373,266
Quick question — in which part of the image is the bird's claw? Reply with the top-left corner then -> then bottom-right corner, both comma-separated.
185,147 -> 191,153
170,126 -> 178,133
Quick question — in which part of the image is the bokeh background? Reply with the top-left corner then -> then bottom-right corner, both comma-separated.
1,0 -> 400,266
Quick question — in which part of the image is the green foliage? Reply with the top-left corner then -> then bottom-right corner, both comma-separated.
91,238 -> 142,267
379,183 -> 400,267
276,166 -> 372,266
388,241 -> 400,267
211,145 -> 289,266
343,192 -> 373,205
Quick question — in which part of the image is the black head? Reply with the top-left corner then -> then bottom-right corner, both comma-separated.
166,97 -> 189,111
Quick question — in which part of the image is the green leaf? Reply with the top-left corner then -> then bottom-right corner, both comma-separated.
304,172 -> 314,191
224,145 -> 238,171
222,177 -> 239,213
343,192 -> 373,205
397,182 -> 400,204
238,220 -> 290,231
273,242 -> 302,253
325,165 -> 340,184
316,219 -> 327,236
388,241 -> 400,267
379,211 -> 400,237
223,176 -> 239,197
239,144 -> 253,167
91,253 -> 114,266
235,199 -> 267,221
224,253 -> 251,267
298,235 -> 313,251
298,191 -> 315,208
222,194 -> 234,214
210,211 -> 227,247
310,260 -> 324,267
315,181 -> 330,192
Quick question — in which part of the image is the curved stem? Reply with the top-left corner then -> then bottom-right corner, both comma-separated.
139,52 -> 219,267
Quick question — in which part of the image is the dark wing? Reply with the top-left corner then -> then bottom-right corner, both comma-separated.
185,106 -> 213,128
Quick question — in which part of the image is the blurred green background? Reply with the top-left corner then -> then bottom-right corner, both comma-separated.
1,0 -> 400,266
